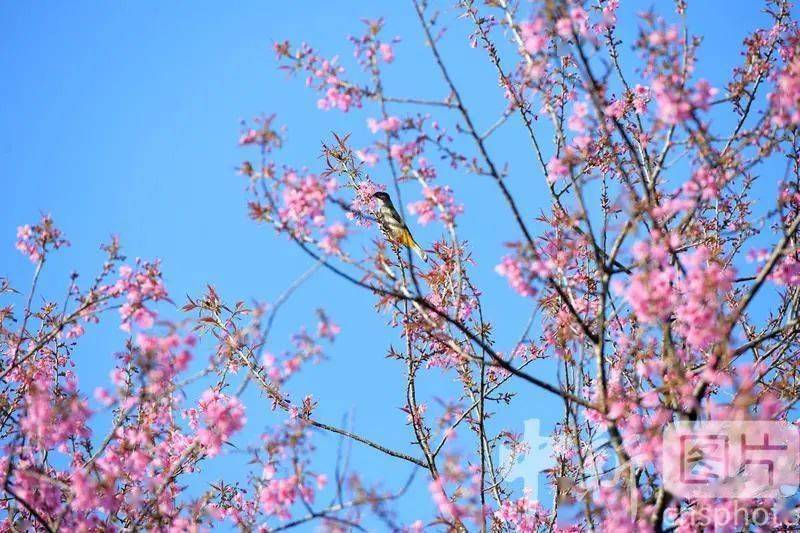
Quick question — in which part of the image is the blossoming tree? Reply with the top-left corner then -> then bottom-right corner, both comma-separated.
4,0 -> 800,530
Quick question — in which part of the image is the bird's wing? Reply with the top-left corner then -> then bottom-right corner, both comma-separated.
386,203 -> 405,225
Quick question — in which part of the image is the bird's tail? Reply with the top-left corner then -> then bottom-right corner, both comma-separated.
410,239 -> 428,263
399,228 -> 428,263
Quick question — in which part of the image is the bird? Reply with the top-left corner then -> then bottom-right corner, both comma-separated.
371,191 -> 428,263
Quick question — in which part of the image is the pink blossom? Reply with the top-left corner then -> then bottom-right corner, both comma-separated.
348,179 -> 383,227
238,128 -> 259,145
379,42 -> 394,63
494,494 -> 549,533
567,102 -> 589,132
690,79 -> 718,110
600,0 -> 619,29
318,89 -> 350,112
674,246 -> 734,351
21,383 -> 91,449
389,141 -> 421,166
274,43 -> 364,112
647,26 -> 679,47
556,8 -> 589,40
604,99 -> 626,119
573,134 -> 591,151
237,114 -> 283,150
683,166 -> 727,200
278,172 -> 337,234
15,215 -> 68,262
65,324 -> 85,339
114,260 -> 168,332
547,157 -> 569,182
196,390 -> 247,457
632,84 -> 651,113
428,478 -> 460,521
618,267 -> 677,323
771,254 -> 800,286
496,255 -> 537,297
616,235 -> 680,323
652,78 -> 717,124
367,115 -> 401,134
69,469 -> 100,512
260,475 -> 300,520
555,18 -> 573,40
316,315 -> 341,341
652,77 -> 691,124
319,222 -> 348,255
93,387 -> 115,407
407,520 -> 425,532
355,148 -> 379,166
407,185 -> 463,226
770,41 -> 800,126
519,17 -> 548,54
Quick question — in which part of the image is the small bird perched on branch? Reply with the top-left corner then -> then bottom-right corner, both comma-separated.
372,191 -> 428,263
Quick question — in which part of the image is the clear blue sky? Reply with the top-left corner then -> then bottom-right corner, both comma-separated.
0,1 -> 788,529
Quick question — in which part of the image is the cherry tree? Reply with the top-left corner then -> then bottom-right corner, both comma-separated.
4,0 -> 800,530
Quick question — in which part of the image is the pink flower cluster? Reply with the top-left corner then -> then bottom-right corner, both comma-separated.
495,255 -> 537,297
254,420 -> 326,522
427,458 -> 486,527
21,381 -> 91,449
135,333 -> 193,395
547,156 -> 570,182
349,18 -> 397,68
113,262 -> 168,332
567,102 -> 589,132
379,42 -> 394,63
278,171 -> 337,235
259,475 -> 305,520
770,34 -> 800,126
565,102 -> 594,152
261,322 -> 334,385
770,253 -> 800,286
238,114 -> 284,151
496,247 -> 554,298
604,98 -> 626,119
319,222 -> 348,255
196,389 -> 247,457
407,185 -> 463,226
631,84 -> 651,113
15,215 -> 69,263
274,41 -> 363,112
389,140 -> 422,167
674,246 -> 734,350
355,147 -> 379,166
617,236 -> 678,323
652,77 -> 718,124
647,25 -> 680,47
652,77 -> 690,124
316,311 -> 341,341
494,494 -> 549,533
367,115 -> 402,134
348,179 -> 383,227
315,63 -> 362,111
618,237 -> 734,350
682,165 -> 730,200
598,0 -> 620,31
555,8 -> 589,40
519,17 -> 548,55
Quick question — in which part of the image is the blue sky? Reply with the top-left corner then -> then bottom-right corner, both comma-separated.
1,1 -> 791,529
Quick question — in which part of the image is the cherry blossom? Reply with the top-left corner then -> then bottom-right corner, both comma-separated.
6,1 -> 800,530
